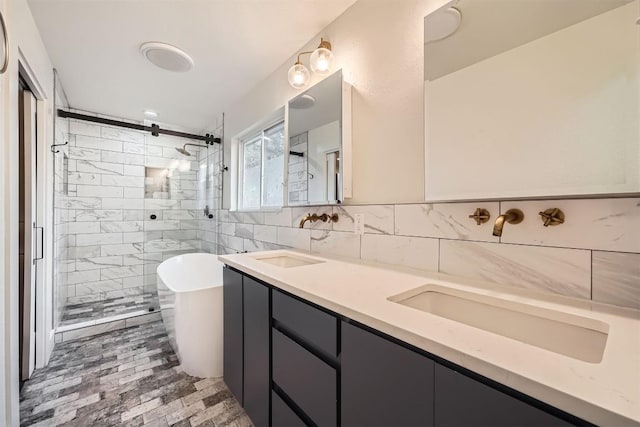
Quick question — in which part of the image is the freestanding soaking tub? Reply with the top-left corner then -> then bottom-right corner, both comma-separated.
157,253 -> 224,378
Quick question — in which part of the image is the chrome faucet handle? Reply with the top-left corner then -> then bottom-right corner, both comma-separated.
538,208 -> 565,227
468,208 -> 491,225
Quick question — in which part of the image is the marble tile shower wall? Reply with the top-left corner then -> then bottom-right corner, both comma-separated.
215,198 -> 640,310
287,132 -> 308,203
58,113 -> 206,308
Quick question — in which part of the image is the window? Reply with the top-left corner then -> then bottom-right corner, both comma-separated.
238,120 -> 285,210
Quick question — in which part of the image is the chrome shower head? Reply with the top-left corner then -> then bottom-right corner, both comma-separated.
175,146 -> 192,156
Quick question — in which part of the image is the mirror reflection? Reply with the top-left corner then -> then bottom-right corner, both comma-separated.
424,0 -> 639,201
288,70 -> 343,205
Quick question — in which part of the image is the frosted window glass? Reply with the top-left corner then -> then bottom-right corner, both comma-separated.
262,122 -> 285,208
242,137 -> 262,209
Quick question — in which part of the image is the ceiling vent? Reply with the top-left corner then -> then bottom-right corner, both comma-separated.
140,42 -> 194,72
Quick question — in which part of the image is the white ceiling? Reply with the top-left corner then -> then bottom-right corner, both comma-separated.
27,0 -> 358,132
424,0 -> 633,80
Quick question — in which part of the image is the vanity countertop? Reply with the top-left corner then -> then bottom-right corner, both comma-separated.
218,249 -> 640,426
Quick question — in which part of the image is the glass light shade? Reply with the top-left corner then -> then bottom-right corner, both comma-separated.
288,63 -> 310,89
310,47 -> 334,74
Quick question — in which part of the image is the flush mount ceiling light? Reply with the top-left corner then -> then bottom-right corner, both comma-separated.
140,42 -> 194,72
143,109 -> 158,118
290,94 -> 316,109
288,38 -> 334,89
424,7 -> 462,43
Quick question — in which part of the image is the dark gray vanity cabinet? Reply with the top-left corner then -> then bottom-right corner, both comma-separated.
223,267 -> 243,404
243,277 -> 271,427
272,290 -> 338,426
272,391 -> 306,427
222,267 -> 270,427
434,364 -> 572,427
341,321 -> 435,427
223,267 -> 588,427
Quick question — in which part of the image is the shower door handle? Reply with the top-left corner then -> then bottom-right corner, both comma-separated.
33,224 -> 44,262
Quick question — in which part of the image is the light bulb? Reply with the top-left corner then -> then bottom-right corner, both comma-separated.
288,63 -> 310,89
310,47 -> 334,75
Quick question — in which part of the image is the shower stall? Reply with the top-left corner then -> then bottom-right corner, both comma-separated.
52,106 -> 223,338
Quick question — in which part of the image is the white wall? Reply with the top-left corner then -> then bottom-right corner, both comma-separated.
0,0 -> 55,423
425,2 -> 639,200
223,0 -> 449,206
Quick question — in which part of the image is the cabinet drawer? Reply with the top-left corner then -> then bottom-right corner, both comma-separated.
272,290 -> 337,357
272,391 -> 306,427
272,329 -> 337,426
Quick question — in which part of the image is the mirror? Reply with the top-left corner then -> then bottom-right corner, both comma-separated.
424,0 -> 639,201
287,70 -> 349,205
0,11 -> 7,74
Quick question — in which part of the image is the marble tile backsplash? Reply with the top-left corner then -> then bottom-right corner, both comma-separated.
217,198 -> 640,309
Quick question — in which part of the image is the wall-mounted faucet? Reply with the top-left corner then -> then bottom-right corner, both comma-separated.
539,208 -> 565,227
492,209 -> 524,237
299,213 -> 339,228
468,208 -> 491,225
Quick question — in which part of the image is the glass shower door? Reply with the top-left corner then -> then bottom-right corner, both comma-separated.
143,133 -> 205,311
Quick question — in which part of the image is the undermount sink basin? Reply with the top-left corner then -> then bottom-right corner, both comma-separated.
389,285 -> 609,363
252,253 -> 325,268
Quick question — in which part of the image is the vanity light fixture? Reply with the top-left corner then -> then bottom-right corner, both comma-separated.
287,38 -> 335,89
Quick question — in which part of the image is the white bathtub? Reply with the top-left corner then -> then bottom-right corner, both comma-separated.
157,253 -> 224,378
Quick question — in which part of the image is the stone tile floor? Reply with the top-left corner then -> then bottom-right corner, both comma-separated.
60,292 -> 159,327
20,320 -> 251,426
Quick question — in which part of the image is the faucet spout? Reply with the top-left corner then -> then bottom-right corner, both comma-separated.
492,209 -> 524,237
299,214 -> 315,228
492,215 -> 507,237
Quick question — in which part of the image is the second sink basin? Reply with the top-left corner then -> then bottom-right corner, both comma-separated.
252,253 -> 325,268
389,285 -> 609,363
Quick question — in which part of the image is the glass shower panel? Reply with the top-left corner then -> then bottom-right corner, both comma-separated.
143,134 -> 203,304
197,141 -> 220,254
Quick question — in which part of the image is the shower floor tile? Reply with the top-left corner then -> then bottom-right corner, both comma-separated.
20,320 -> 251,427
60,291 -> 159,327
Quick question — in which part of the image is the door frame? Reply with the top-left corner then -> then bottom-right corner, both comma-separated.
18,81 -> 37,381
1,7 -> 56,423
18,52 -> 54,371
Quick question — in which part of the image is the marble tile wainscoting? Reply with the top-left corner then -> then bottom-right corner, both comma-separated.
216,197 -> 640,310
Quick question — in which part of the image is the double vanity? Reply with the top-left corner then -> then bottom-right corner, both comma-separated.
219,250 -> 639,427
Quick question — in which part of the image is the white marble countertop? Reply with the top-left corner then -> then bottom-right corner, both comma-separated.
219,249 -> 640,426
